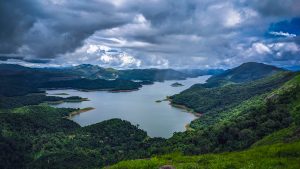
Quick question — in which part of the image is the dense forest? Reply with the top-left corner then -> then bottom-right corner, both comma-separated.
171,71 -> 294,114
0,62 -> 300,168
0,105 -> 163,168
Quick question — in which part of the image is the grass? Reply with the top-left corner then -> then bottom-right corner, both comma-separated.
107,140 -> 300,169
252,125 -> 298,147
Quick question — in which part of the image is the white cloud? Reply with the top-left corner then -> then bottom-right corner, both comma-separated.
86,44 -> 111,54
99,54 -> 114,63
119,53 -> 141,67
252,42 -> 272,54
224,9 -> 242,27
269,42 -> 299,52
269,31 -> 297,38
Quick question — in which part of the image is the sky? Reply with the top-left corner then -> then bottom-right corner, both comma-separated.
0,0 -> 299,69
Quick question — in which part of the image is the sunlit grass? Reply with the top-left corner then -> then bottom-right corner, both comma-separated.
108,140 -> 300,169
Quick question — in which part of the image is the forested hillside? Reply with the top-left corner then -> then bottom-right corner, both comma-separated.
0,105 -> 162,169
171,71 -> 294,114
109,69 -> 300,169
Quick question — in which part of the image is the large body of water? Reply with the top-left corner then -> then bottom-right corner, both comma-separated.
47,75 -> 209,138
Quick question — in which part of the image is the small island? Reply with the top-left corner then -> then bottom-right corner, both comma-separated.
155,98 -> 168,103
171,82 -> 184,87
52,93 -> 69,96
46,96 -> 89,105
67,107 -> 95,118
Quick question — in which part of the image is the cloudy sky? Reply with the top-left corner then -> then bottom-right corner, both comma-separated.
0,0 -> 299,69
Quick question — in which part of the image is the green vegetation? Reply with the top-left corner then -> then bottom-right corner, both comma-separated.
109,140 -> 300,169
0,94 -> 86,109
109,72 -> 300,169
0,64 -> 203,97
0,105 -> 162,168
118,69 -> 188,81
42,78 -> 142,91
252,125 -> 300,147
67,107 -> 95,117
171,71 -> 294,114
63,64 -> 119,80
165,73 -> 300,154
50,93 -> 69,95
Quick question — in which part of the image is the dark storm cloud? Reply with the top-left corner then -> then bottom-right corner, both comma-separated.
0,0 -> 299,68
247,0 -> 300,17
0,0 -> 37,53
0,0 -> 132,59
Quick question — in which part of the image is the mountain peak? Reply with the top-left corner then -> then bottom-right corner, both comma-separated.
239,62 -> 282,69
206,62 -> 286,86
75,64 -> 101,69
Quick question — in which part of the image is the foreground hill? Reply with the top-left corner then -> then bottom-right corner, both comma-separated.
0,106 -> 156,169
109,140 -> 300,169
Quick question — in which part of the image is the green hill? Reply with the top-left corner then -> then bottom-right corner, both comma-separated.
0,105 -> 153,169
170,71 -> 294,114
206,62 -> 285,87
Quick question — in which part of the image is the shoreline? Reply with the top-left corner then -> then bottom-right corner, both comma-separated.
46,98 -> 89,105
167,98 -> 202,117
185,123 -> 195,131
109,89 -> 139,93
166,98 -> 202,131
67,107 -> 95,118
45,87 -> 140,93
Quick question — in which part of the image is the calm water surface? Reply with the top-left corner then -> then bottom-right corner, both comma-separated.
47,75 -> 210,138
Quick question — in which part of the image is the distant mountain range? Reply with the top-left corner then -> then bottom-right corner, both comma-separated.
0,63 -> 222,97
58,64 -> 223,81
0,62 -> 292,97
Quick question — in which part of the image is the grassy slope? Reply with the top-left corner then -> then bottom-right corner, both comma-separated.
108,140 -> 300,169
252,74 -> 300,147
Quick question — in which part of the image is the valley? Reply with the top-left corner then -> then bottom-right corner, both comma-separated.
46,76 -> 209,138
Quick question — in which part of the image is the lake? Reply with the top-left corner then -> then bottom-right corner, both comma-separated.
47,75 -> 210,138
